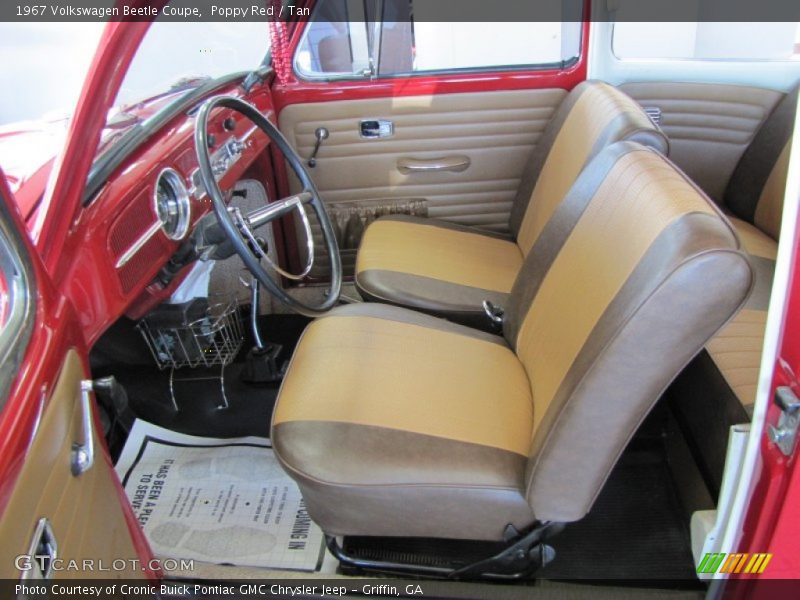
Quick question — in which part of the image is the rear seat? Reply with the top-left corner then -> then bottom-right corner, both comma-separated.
707,85 -> 796,415
669,85 -> 796,498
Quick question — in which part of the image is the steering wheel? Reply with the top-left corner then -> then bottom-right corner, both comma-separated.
194,96 -> 341,317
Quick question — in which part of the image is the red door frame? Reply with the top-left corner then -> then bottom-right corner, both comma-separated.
0,12 -> 166,573
271,8 -> 590,114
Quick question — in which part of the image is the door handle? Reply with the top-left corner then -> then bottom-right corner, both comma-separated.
360,119 -> 394,139
397,156 -> 471,174
70,380 -> 95,477
20,518 -> 57,581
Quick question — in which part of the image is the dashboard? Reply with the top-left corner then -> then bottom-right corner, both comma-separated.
62,82 -> 276,345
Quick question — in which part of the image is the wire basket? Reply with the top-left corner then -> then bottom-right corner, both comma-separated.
137,298 -> 244,370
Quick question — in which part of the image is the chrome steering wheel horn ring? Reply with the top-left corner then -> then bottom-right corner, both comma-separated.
194,95 -> 342,317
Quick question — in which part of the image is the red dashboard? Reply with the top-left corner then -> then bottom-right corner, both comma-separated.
59,83 -> 277,345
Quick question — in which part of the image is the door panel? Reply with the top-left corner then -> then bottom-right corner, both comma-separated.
620,82 -> 784,202
279,88 -> 566,275
0,350 -> 142,580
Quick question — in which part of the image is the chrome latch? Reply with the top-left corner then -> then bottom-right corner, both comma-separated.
70,380 -> 95,476
767,386 -> 800,457
20,518 -> 57,582
360,119 -> 393,139
483,300 -> 505,327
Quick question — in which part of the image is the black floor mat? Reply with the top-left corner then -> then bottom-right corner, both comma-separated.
539,448 -> 698,583
96,314 -> 310,445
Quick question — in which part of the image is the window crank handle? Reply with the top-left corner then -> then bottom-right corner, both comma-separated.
307,127 -> 329,168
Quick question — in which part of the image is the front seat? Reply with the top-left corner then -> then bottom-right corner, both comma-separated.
354,81 -> 668,328
272,142 -> 752,546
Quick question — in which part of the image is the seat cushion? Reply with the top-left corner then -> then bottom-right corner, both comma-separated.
272,303 -> 536,540
354,82 -> 666,323
355,214 -> 522,326
705,216 -> 777,412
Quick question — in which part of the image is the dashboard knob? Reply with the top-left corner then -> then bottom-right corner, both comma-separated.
223,117 -> 236,131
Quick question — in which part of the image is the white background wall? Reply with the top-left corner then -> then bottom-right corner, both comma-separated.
0,22 -> 268,126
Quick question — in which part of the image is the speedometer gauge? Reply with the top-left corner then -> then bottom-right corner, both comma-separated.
154,168 -> 191,240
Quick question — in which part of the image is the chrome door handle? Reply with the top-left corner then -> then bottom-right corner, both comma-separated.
360,119 -> 394,139
397,156 -> 471,174
20,518 -> 57,582
70,380 -> 95,476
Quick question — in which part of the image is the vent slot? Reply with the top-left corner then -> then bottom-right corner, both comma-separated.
643,106 -> 663,127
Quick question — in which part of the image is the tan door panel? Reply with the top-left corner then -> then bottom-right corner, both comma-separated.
620,82 -> 783,202
0,350 -> 143,580
279,88 -> 566,275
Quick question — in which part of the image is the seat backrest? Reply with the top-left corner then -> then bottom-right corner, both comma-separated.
724,84 -> 798,241
504,142 -> 752,522
509,81 -> 669,256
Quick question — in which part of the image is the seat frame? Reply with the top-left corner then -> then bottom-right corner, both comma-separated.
326,521 -> 564,580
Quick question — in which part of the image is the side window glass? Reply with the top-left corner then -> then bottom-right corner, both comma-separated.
294,0 -> 374,78
295,0 -> 582,80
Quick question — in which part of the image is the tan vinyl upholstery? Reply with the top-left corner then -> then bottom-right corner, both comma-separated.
704,198 -> 783,414
0,351 -> 143,579
668,89 -> 794,497
701,86 -> 797,412
620,82 -> 784,203
281,87 -> 568,277
272,142 -> 752,539
355,81 -> 668,324
356,215 -> 522,316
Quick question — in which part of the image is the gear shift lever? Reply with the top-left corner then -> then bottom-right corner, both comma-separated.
241,266 -> 285,384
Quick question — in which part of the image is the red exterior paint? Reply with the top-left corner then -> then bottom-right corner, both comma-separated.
0,169 -> 157,575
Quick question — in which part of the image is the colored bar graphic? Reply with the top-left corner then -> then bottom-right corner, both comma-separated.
698,552 -> 773,574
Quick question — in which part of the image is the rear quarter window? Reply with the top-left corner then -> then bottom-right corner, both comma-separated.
612,22 -> 800,61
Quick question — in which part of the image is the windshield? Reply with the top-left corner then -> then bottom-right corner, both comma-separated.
0,18 -> 268,177
99,20 -> 269,155
0,23 -> 105,126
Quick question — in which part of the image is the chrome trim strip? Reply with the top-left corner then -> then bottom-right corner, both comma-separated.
114,220 -> 162,269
